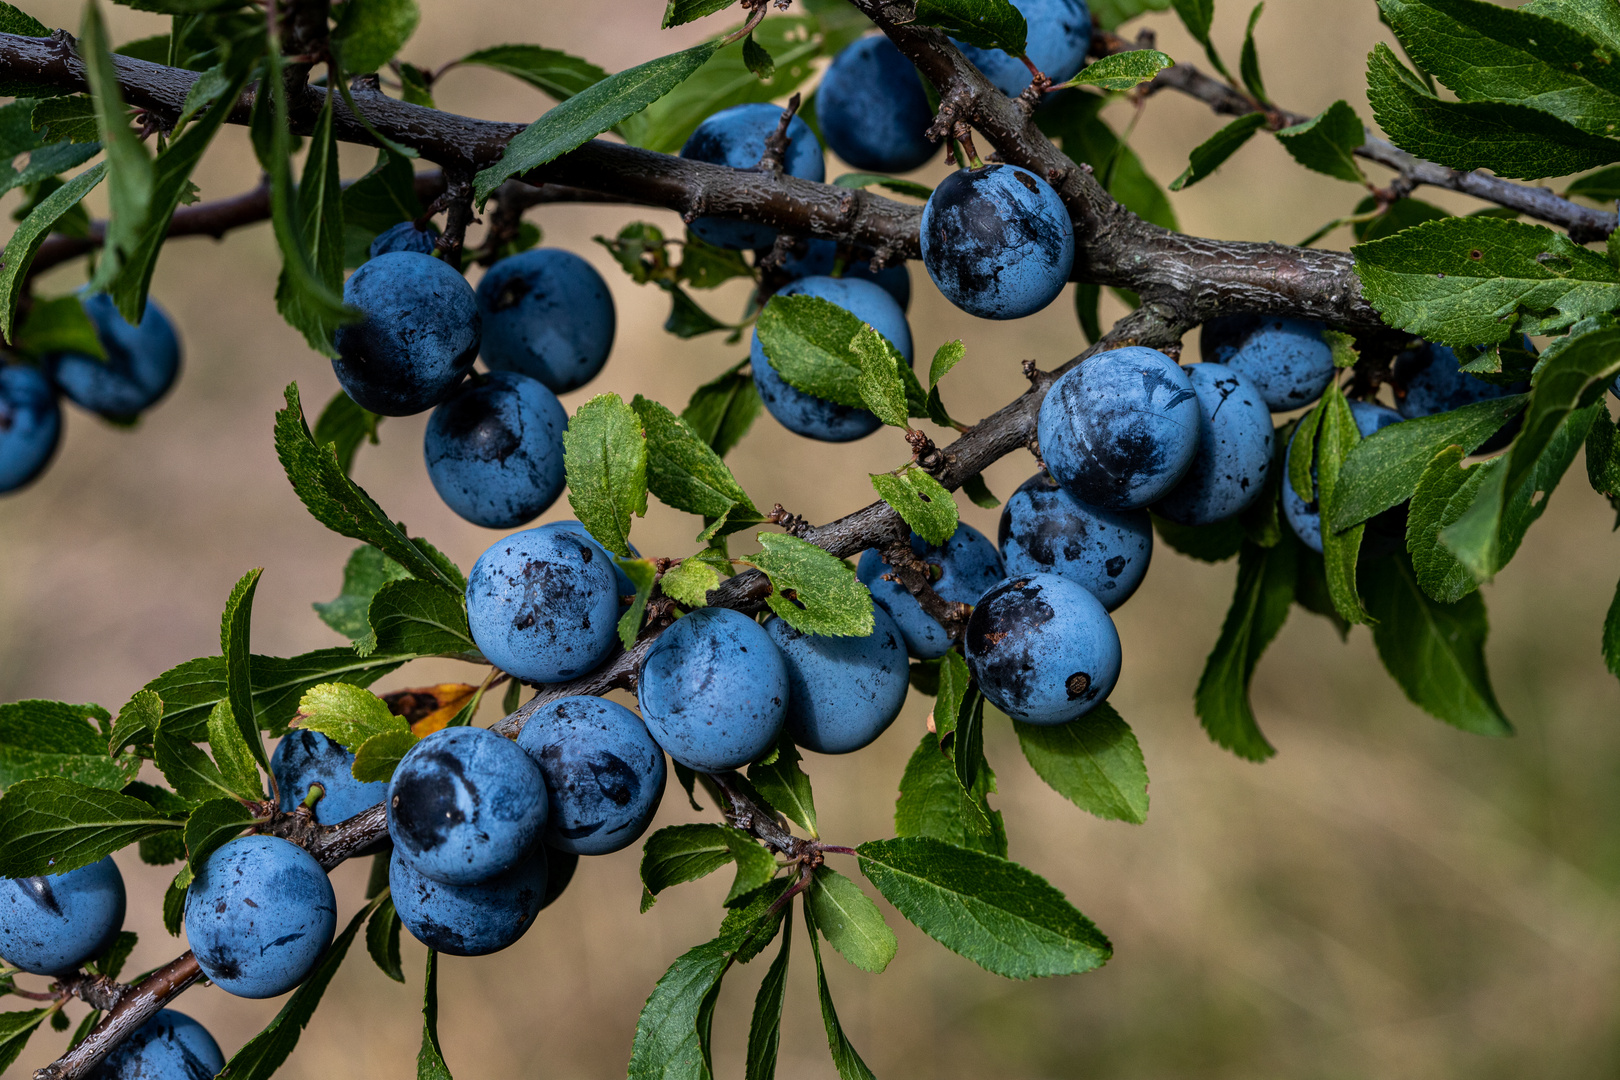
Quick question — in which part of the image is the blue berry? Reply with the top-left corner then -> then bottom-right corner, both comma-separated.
48,293 -> 181,420
769,238 -> 912,311
0,857 -> 124,974
680,104 -> 826,249
476,248 -> 617,393
965,573 -> 1122,725
332,252 -> 481,416
857,525 -> 1006,659
767,605 -> 909,754
89,1009 -> 223,1080
1038,346 -> 1201,510
920,164 -> 1074,320
1223,317 -> 1336,412
1153,363 -> 1274,525
954,0 -> 1092,97
1283,400 -> 1404,554
387,726 -> 547,885
424,371 -> 568,529
369,220 -> 440,258
638,608 -> 788,773
998,472 -> 1151,611
184,836 -> 337,998
390,845 -> 547,957
752,275 -> 914,442
1395,341 -> 1529,453
466,526 -> 621,683
0,364 -> 60,494
542,520 -> 641,604
271,728 -> 388,826
1199,312 -> 1263,364
516,695 -> 667,855
817,36 -> 935,173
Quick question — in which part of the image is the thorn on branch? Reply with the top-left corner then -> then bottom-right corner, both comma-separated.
434,171 -> 477,271
876,538 -> 972,641
757,93 -> 803,176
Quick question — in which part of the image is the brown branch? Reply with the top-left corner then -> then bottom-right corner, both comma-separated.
1089,29 -> 1619,244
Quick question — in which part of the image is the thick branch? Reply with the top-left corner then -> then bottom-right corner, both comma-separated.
1093,29 -> 1619,244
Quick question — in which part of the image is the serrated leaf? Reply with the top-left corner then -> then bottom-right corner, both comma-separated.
748,734 -> 817,837
217,893 -> 385,1080
154,712 -> 246,805
1276,99 -> 1364,183
456,44 -> 606,102
617,556 -> 658,648
331,0 -> 420,74
183,797 -> 254,871
661,558 -> 722,608
858,836 -> 1111,979
933,648 -> 972,743
417,949 -> 451,1080
1194,538 -> 1295,761
475,41 -> 718,201
108,689 -> 162,757
627,937 -> 731,1080
1239,1 -> 1267,101
0,160 -> 104,340
640,823 -> 745,906
1065,49 -> 1174,91
745,904 -> 792,1080
1328,394 -> 1527,530
961,473 -> 999,509
1170,112 -> 1267,191
0,777 -> 183,877
895,731 -> 1007,856
363,578 -> 476,658
81,0 -> 153,294
632,395 -> 762,527
662,0 -> 734,28
914,0 -> 1027,54
1407,447 -> 1496,601
563,393 -> 648,558
276,384 -> 464,591
0,700 -> 136,793
1012,704 -> 1149,823
315,546 -> 411,641
1567,164 -> 1620,201
756,294 -> 871,410
851,324 -> 910,428
12,294 -> 102,361
204,701 -> 263,801
367,895 -> 404,982
747,532 -> 874,637
807,866 -> 895,973
312,389 -> 384,480
1361,555 -> 1512,736
871,468 -> 959,546
1365,42 -> 1620,181
799,900 -> 877,1080
341,146 -> 422,237
351,728 -> 420,783
221,568 -> 269,774
0,2 -> 47,37
742,33 -> 774,80
296,683 -> 407,754
162,865 -> 188,936
0,1008 -> 49,1074
679,230 -> 754,290
1316,386 -> 1369,624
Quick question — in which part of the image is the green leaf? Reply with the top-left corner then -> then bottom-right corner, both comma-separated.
662,0 -> 734,27
745,905 -> 792,1080
29,96 -> 98,144
895,730 -> 1007,856
417,949 -> 452,1080
833,172 -> 934,199
756,293 -> 875,410
1523,0 -> 1620,52
620,18 -> 824,154
361,577 -> 475,659
475,41 -> 718,201
1275,99 -> 1365,183
747,532 -> 874,637
1361,555 -> 1512,736
89,929 -> 136,979
351,728 -> 419,783
0,161 -> 104,340
183,797 -> 254,871
1169,112 -> 1267,191
932,648 -> 972,743
205,701 -> 263,801
154,709 -> 249,804
108,689 -> 162,756
1066,49 -> 1174,91
316,549 -> 410,645
1012,704 -> 1149,823
1153,513 -> 1244,563
12,294 -> 103,361
296,683 -> 407,753
1327,394 -> 1527,530
1365,43 -> 1620,181
807,866 -> 895,973
1315,386 -> 1369,625
913,0 -> 1027,54
800,900 -> 877,1080
1566,164 -> 1620,201
331,0 -> 420,74
1092,0 -> 1173,28
162,866 -> 188,936
632,395 -> 762,527
1379,0 -> 1620,141
871,468 -> 959,547
0,777 -> 183,877
960,473 -> 999,509
0,700 -> 137,793
640,823 -> 746,908
563,393 -> 648,558
216,893 -> 385,1080
81,0 -> 153,293
722,831 -> 778,906
275,383 -> 463,591
742,33 -> 774,80
456,44 -> 607,101
858,836 -> 1111,978
627,937 -> 731,1080
1194,538 -> 1296,761
341,147 -> 422,237
748,734 -> 818,837
0,2 -> 47,36
617,557 -> 658,648
0,1008 -> 49,1074
928,340 -> 967,388
950,687 -> 986,796
221,567 -> 270,773
851,324 -> 910,428
662,557 -> 722,608
366,895 -> 405,982
1239,2 -> 1267,101
1170,0 -> 1213,40
679,230 -> 754,291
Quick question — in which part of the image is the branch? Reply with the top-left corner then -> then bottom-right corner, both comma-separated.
1092,28 -> 1619,244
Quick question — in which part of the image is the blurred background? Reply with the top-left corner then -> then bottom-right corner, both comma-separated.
6,0 -> 1620,1077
